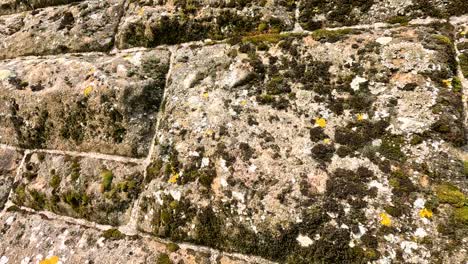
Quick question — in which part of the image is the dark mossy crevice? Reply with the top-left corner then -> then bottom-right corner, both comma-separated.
334,120 -> 389,150
299,0 -> 374,30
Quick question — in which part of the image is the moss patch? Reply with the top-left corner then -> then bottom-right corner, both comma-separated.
100,169 -> 113,193
102,228 -> 125,240
459,53 -> 468,77
453,206 -> 468,225
436,183 -> 466,207
156,253 -> 172,264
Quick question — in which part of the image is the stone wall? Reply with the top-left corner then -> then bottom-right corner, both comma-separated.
0,0 -> 467,263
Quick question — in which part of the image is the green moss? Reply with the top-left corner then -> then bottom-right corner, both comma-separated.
410,134 -> 423,145
256,94 -> 275,104
70,159 -> 80,181
49,174 -> 61,189
453,206 -> 468,225
459,53 -> 468,77
166,242 -> 180,252
257,22 -> 268,32
389,170 -> 417,197
102,228 -> 125,240
266,75 -> 291,95
100,169 -> 113,192
14,184 -> 26,205
432,34 -> 453,46
156,253 -> 172,264
436,183 -> 466,207
62,191 -> 89,212
311,143 -> 335,163
464,161 -> 468,177
241,33 -> 288,44
452,77 -> 462,93
379,135 -> 406,161
28,189 -> 46,210
386,16 -> 410,25
310,28 -> 356,43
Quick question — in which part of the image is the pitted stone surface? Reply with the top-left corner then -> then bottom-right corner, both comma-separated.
0,147 -> 23,209
298,0 -> 468,30
0,210 -> 260,264
0,49 -> 169,157
116,0 -> 296,49
0,1 -> 467,263
134,24 -> 467,262
11,151 -> 144,226
0,0 -> 83,15
0,0 -> 123,59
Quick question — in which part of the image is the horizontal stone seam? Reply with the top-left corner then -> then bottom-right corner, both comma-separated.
0,0 -> 117,18
0,144 -> 144,164
3,205 -> 276,264
0,17 -> 452,63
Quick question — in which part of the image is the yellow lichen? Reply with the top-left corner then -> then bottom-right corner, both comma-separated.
315,118 -> 327,128
83,86 -> 93,97
356,113 -> 365,121
240,100 -> 248,106
379,212 -> 392,226
419,208 -> 433,219
442,79 -> 452,88
323,138 -> 331,144
168,173 -> 179,184
205,129 -> 214,136
39,256 -> 59,264
137,8 -> 145,17
202,92 -> 209,99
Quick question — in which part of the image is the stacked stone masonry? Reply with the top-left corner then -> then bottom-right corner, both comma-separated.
0,0 -> 467,263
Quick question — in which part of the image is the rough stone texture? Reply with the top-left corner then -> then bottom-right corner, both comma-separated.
0,210 -> 258,264
0,0 -> 123,59
298,0 -> 468,30
0,0 -> 82,15
11,151 -> 145,226
136,23 -> 468,263
0,148 -> 23,209
116,0 -> 296,49
0,0 -> 467,263
0,49 -> 170,157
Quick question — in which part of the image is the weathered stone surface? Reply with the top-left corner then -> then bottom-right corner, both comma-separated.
0,0 -> 467,262
0,49 -> 169,157
454,16 -> 468,78
0,0 -> 123,59
0,0 -> 82,15
115,0 -> 296,49
0,210 -> 258,264
0,147 -> 23,209
11,152 -> 144,226
298,0 -> 468,30
136,24 -> 467,263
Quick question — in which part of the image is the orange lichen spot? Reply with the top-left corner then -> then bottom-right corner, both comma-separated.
379,212 -> 392,226
419,208 -> 433,219
40,256 -> 59,264
315,118 -> 327,128
83,86 -> 93,97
